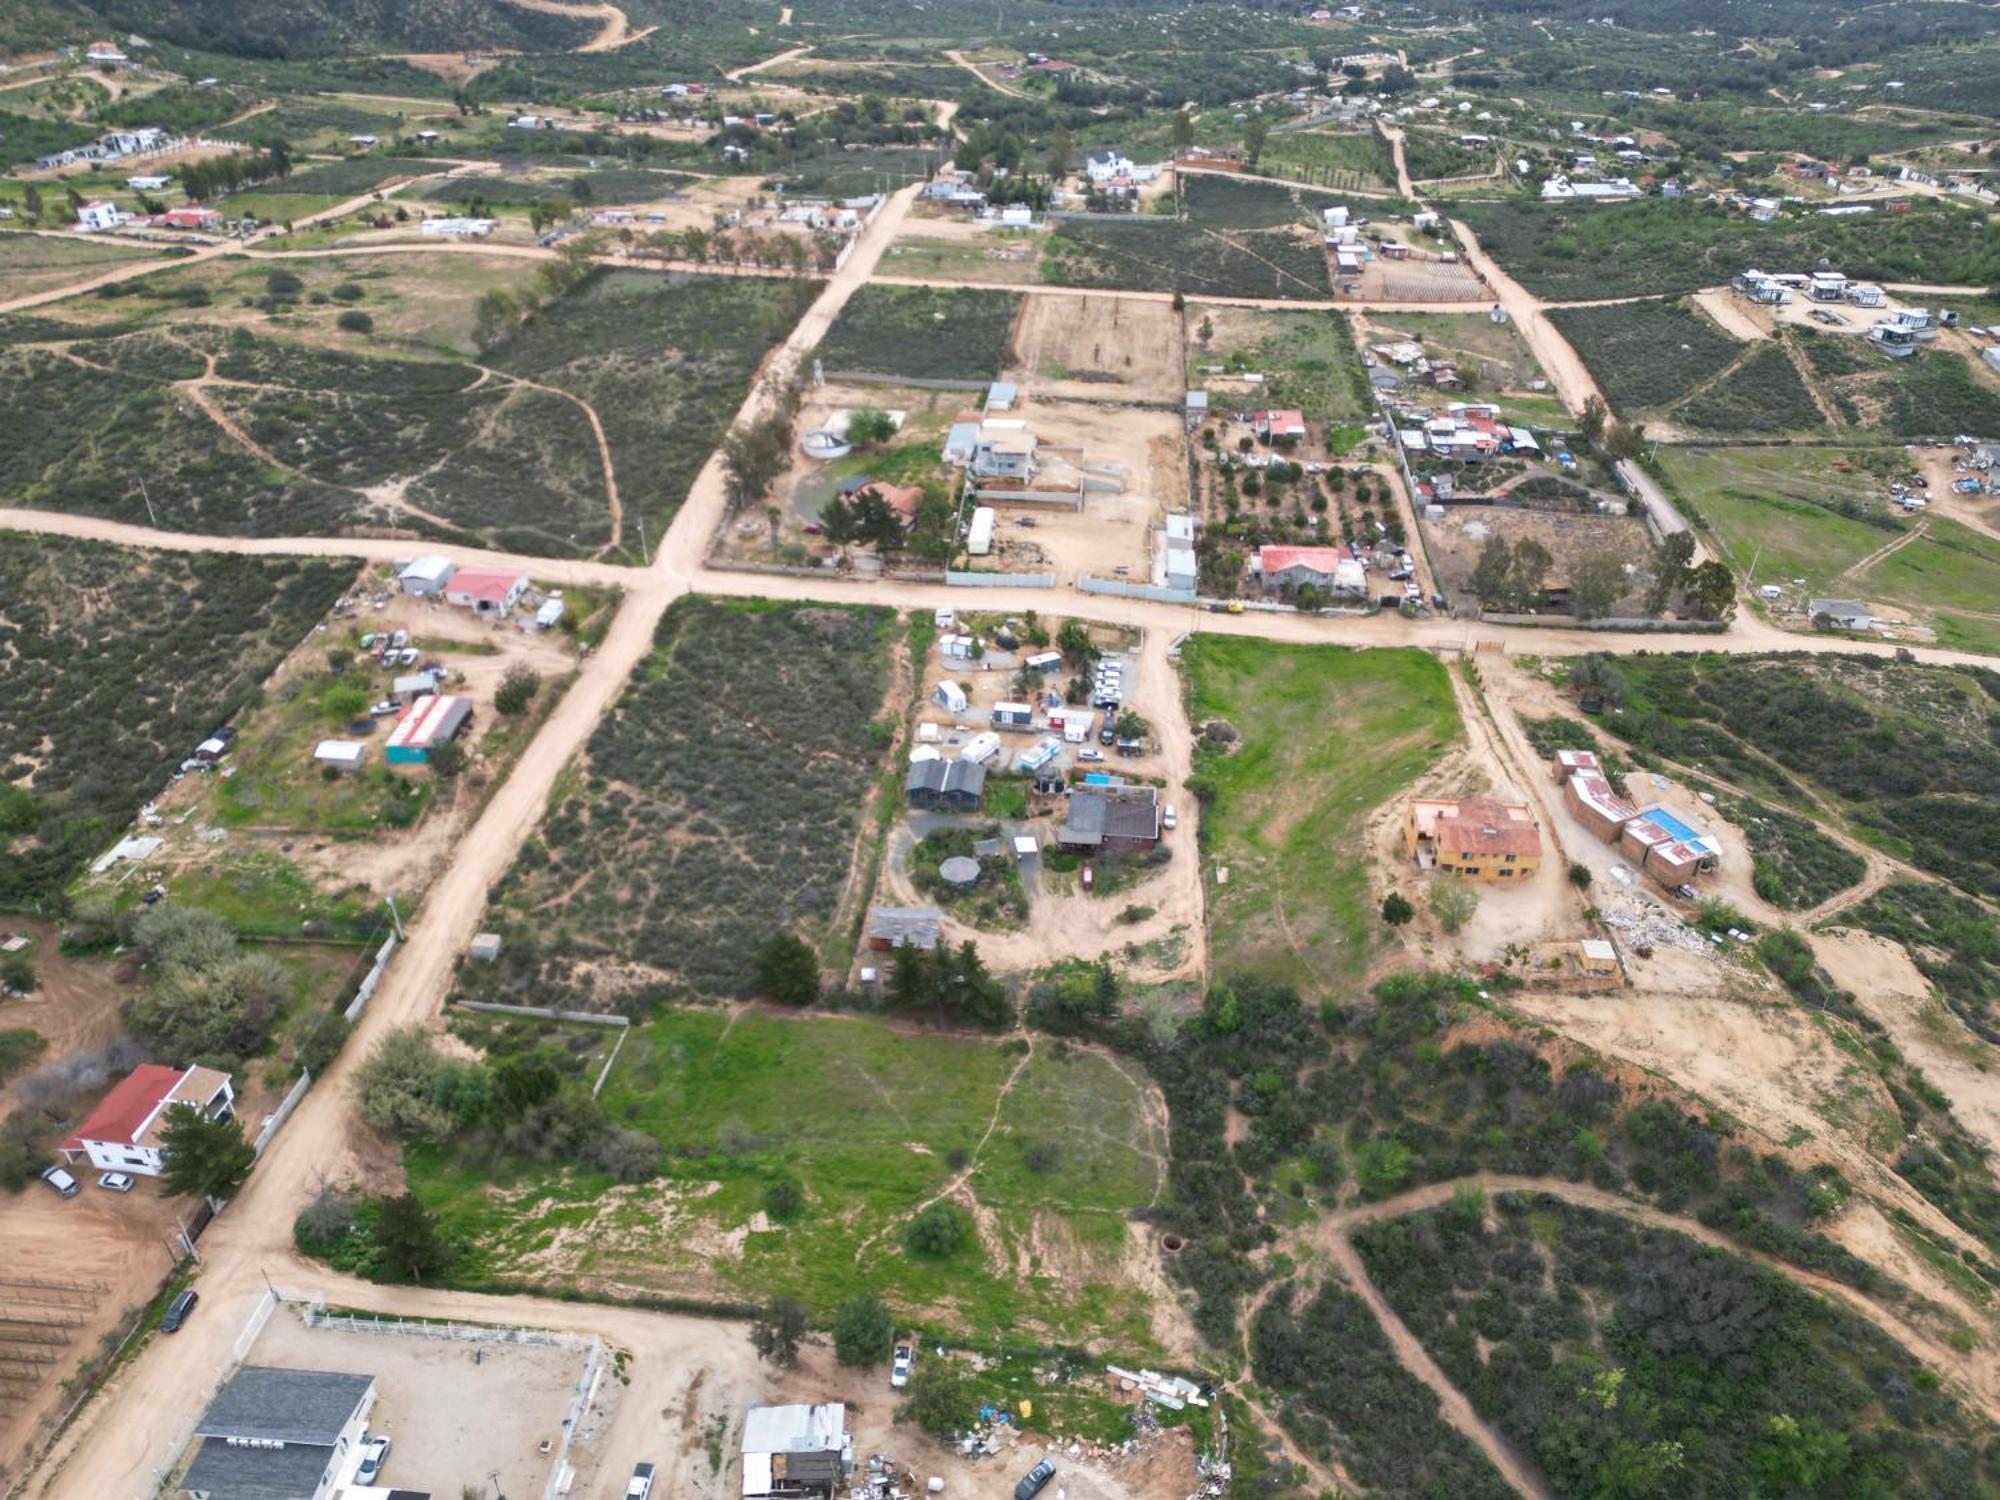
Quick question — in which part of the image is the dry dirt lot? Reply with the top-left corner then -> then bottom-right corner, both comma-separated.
1421,505 -> 1654,614
971,398 -> 1184,585
0,920 -> 126,1118
1005,293 -> 1185,404
0,1178 -> 184,1477
230,1305 -> 597,1500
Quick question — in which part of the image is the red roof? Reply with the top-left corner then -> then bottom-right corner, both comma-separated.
62,1064 -> 180,1152
1255,409 -> 1307,434
448,569 -> 527,603
1260,544 -> 1351,575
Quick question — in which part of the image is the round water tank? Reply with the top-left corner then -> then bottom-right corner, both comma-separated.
939,856 -> 981,887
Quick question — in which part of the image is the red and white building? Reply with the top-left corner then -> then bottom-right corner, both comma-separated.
1252,409 -> 1308,443
1256,544 -> 1367,596
152,206 -> 223,231
444,568 -> 530,617
61,1064 -> 235,1176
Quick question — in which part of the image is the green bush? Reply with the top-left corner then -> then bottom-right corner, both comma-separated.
904,1201 -> 971,1256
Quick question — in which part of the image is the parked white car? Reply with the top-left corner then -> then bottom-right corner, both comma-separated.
891,1345 -> 912,1389
1163,805 -> 1178,830
97,1172 -> 135,1193
355,1436 -> 391,1485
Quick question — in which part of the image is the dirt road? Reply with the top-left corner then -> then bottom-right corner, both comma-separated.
944,49 -> 1027,98
1446,217 -> 1601,418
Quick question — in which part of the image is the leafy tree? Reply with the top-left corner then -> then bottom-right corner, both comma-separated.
472,288 -> 517,351
901,1360 -> 976,1438
353,1025 -> 488,1142
904,1200 -> 971,1256
1753,1414 -> 1850,1492
1645,531 -> 1695,613
1569,551 -> 1627,621
293,1011 -> 349,1076
427,739 -> 467,780
490,1056 -> 562,1121
495,665 -> 540,715
1380,891 -> 1414,927
831,1294 -> 895,1366
722,408 -> 795,508
1568,861 -> 1593,891
126,951 -> 288,1061
751,1295 -> 809,1366
1510,538 -> 1553,609
1170,110 -> 1195,154
1057,620 -> 1099,668
1580,395 -> 1608,445
753,933 -> 820,1006
157,1104 -> 256,1201
265,269 -> 302,296
1430,875 -> 1479,934
21,183 -> 41,220
1683,559 -> 1736,621
1354,1136 -> 1412,1194
374,1192 -> 451,1282
1471,534 -> 1514,608
2,954 -> 35,994
763,1176 -> 805,1220
846,407 -> 898,448
1243,118 -> 1270,170
322,683 -> 369,722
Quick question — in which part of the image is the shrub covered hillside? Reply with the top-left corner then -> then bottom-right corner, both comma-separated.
0,536 -> 354,906
453,599 -> 897,1011
1355,1195 -> 2000,1499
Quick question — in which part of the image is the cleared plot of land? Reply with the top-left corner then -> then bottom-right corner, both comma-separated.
1858,517 -> 2000,656
452,600 -> 897,1011
1045,217 -> 1330,302
1190,304 -> 1373,429
418,166 -> 699,207
408,1010 -> 1166,1345
0,232 -> 163,300
1182,641 -> 1460,995
0,535 -> 354,907
1005,291 -> 1184,402
817,283 -> 1023,381
879,229 -> 1045,285
1356,1195 -> 1998,1500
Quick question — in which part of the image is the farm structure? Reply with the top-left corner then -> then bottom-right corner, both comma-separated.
384,695 -> 474,765
741,1403 -> 854,1500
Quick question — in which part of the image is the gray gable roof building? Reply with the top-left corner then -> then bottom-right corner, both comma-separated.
181,1366 -> 375,1500
1058,786 -> 1160,850
905,757 -> 987,808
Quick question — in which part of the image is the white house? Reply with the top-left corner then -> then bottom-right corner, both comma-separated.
61,1064 -> 234,1175
1085,150 -> 1135,184
444,568 -> 530,616
970,425 -> 1036,480
420,216 -> 495,238
75,200 -> 124,233
126,173 -> 171,191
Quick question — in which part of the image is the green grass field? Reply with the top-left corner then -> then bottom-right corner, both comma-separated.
407,1009 -> 1166,1345
1658,446 -> 1904,584
1183,641 -> 1460,996
1857,517 -> 2000,656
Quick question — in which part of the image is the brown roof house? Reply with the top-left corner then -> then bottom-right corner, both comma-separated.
1404,796 -> 1543,881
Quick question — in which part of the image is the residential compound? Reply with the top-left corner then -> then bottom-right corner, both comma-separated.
61,1063 -> 235,1176
1403,796 -> 1543,880
179,1366 -> 376,1500
1552,750 -> 1721,887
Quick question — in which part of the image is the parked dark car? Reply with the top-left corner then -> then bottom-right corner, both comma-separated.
1015,1462 -> 1056,1500
161,1289 -> 199,1333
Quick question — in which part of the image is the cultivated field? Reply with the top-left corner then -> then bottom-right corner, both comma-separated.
818,283 -> 1022,381
1045,217 -> 1331,303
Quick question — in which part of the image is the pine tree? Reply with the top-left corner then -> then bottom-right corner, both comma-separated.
157,1105 -> 256,1202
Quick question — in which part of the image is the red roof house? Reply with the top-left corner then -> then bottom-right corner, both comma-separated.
62,1064 -> 236,1176
1253,409 -> 1307,442
443,569 -> 530,616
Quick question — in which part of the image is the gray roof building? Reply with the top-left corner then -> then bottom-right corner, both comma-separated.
865,907 -> 943,951
905,758 -> 987,809
1058,786 -> 1160,850
1808,598 -> 1873,630
182,1367 -> 375,1500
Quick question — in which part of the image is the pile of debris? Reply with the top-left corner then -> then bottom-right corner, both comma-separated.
1106,1366 -> 1208,1411
955,1409 -> 1021,1458
1600,900 -> 1716,958
848,1452 -> 920,1500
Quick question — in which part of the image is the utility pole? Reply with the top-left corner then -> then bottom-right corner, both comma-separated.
385,891 -> 406,941
138,476 -> 158,528
636,515 -> 649,565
